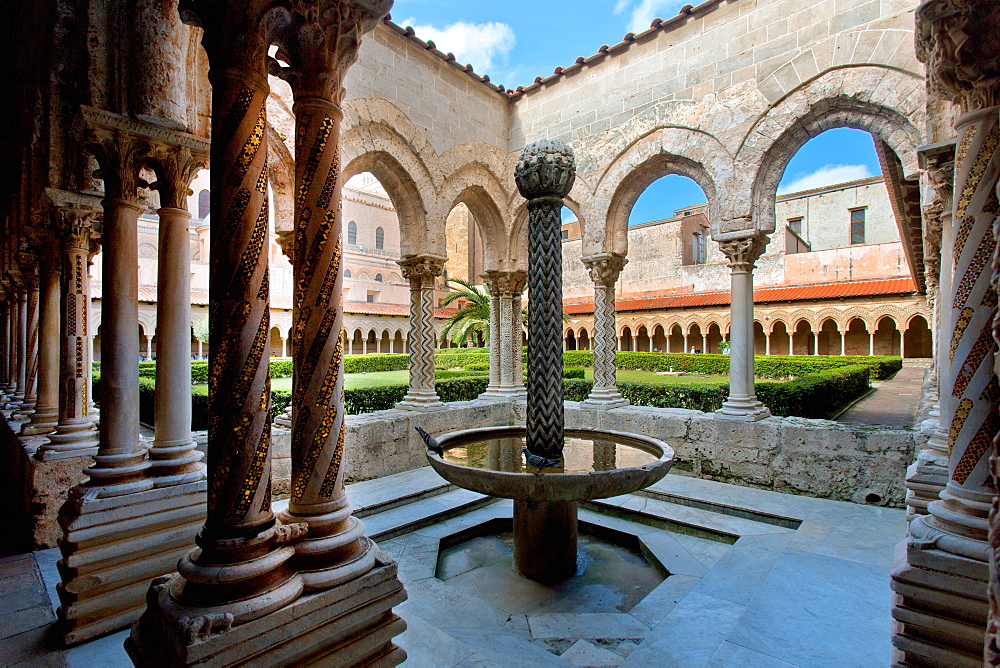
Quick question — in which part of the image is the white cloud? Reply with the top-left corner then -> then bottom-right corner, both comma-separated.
628,1 -> 687,33
614,0 -> 632,15
402,19 -> 515,74
777,164 -> 874,195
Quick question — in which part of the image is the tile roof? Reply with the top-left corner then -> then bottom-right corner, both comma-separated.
564,278 -> 917,315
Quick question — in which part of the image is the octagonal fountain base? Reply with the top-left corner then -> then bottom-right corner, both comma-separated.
426,426 -> 674,583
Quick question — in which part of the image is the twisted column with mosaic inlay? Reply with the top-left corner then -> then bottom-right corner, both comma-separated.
37,210 -> 100,458
270,0 -> 391,591
397,255 -> 446,409
715,232 -> 771,421
83,131 -> 153,495
147,146 -> 207,486
582,253 -> 628,408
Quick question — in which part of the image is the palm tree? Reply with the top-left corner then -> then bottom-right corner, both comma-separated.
438,277 -> 491,346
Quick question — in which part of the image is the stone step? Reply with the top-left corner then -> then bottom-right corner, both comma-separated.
346,466 -> 455,518
637,486 -> 802,529
362,488 -> 495,542
584,491 -> 796,542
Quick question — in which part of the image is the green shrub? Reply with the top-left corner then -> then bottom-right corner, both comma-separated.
463,362 -> 492,371
344,354 -> 409,373
563,367 -> 586,379
435,376 -> 490,402
434,369 -> 489,380
344,385 -> 408,414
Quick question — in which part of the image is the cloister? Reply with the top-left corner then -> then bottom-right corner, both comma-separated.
0,0 -> 997,664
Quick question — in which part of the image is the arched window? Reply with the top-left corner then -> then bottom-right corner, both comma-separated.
347,221 -> 357,245
375,226 -> 385,250
344,269 -> 352,278
375,273 -> 383,283
198,190 -> 210,220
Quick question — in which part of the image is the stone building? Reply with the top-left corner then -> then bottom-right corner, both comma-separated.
562,175 -> 932,358
0,0 -> 997,665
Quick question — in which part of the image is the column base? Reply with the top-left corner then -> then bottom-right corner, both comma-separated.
37,419 -> 99,461
582,387 -> 629,409
126,555 -> 407,667
56,479 -> 207,646
21,405 -> 60,436
395,390 -> 445,410
904,449 -> 949,519
480,385 -> 527,400
715,399 -> 771,421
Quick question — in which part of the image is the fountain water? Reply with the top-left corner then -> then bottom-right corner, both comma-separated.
422,140 -> 674,584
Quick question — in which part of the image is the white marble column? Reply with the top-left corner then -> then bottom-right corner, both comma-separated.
397,255 -> 446,409
839,330 -> 846,355
479,272 -> 504,397
716,233 -> 770,421
582,253 -> 628,408
13,270 -> 39,417
148,147 -> 206,486
39,211 -> 101,458
22,248 -> 61,435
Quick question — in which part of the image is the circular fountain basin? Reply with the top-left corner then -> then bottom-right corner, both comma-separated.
426,426 -> 674,503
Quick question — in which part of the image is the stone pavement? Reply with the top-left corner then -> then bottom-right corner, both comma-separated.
0,468 -> 906,667
837,367 -> 927,428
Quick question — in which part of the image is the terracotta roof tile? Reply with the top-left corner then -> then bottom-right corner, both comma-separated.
565,278 -> 917,315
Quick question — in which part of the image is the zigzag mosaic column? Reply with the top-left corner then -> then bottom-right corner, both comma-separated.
22,246 -> 62,435
273,0 -> 390,591
397,255 -> 445,409
149,147 -> 206,486
716,233 -> 771,422
38,210 -> 99,458
582,253 -> 628,408
517,140 -> 575,460
893,2 -> 1000,663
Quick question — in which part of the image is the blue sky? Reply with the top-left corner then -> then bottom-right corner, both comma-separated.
389,2 -> 883,225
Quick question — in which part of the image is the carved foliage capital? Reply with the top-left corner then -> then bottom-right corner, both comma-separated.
87,129 -> 150,202
481,270 -> 527,296
398,255 -> 445,284
718,234 -> 767,271
515,140 -> 576,200
52,207 -> 100,251
150,146 -> 206,210
270,0 -> 390,103
582,253 -> 628,288
916,0 -> 1000,111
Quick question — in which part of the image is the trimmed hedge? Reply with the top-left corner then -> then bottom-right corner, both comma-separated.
344,354 -> 409,373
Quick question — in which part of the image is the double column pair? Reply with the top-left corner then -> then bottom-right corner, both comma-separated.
481,269 -> 527,399
129,2 -> 404,664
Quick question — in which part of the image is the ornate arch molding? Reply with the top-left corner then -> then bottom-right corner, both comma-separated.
438,162 -> 509,272
737,66 -> 924,235
592,127 -> 727,256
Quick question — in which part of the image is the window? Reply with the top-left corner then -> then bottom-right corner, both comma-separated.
375,226 -> 385,250
561,229 -> 569,240
344,269 -> 351,278
788,217 -> 803,234
366,294 -> 375,303
691,229 -> 707,264
850,208 -> 866,244
198,190 -> 210,220
347,221 -> 357,245
375,273 -> 383,283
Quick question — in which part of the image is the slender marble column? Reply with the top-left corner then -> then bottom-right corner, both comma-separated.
397,255 -> 446,409
12,289 -> 27,403
22,248 -> 64,435
504,273 -> 527,398
85,132 -> 152,495
272,2 -> 391,589
480,272 -> 503,396
0,301 -> 9,400
582,253 -> 627,408
894,4 -> 1000,662
149,147 -> 206,486
14,271 -> 40,417
517,140 -> 576,459
38,211 -> 100,458
716,233 -> 770,421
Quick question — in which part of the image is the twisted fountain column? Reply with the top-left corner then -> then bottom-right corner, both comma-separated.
582,253 -> 628,409
397,255 -> 446,409
715,232 -> 771,421
148,146 -> 206,486
38,210 -> 100,458
272,0 -> 392,590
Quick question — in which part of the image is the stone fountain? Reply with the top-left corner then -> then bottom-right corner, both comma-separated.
424,140 -> 674,584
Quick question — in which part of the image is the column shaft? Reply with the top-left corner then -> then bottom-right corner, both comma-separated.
23,252 -> 63,435
397,257 -> 444,409
16,279 -> 39,415
583,254 -> 626,408
13,291 -> 26,402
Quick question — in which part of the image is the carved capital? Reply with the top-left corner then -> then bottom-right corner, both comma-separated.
150,146 -> 206,210
52,207 -> 100,251
86,129 -> 150,202
916,0 -> 1000,112
180,0 -> 272,74
275,230 -> 295,262
481,270 -> 528,296
270,0 -> 391,103
718,233 -> 768,272
582,253 -> 628,288
397,255 -> 446,284
515,140 -> 576,201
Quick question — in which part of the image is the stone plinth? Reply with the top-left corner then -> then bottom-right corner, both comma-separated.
126,557 -> 406,666
57,480 -> 206,645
